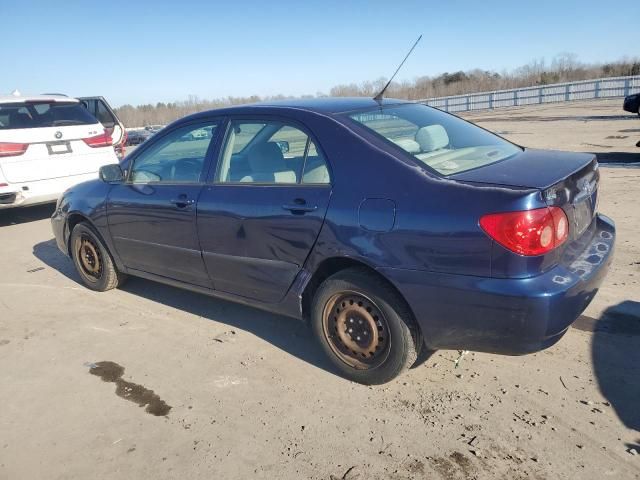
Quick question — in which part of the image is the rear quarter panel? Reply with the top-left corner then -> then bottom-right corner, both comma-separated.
299,112 -> 544,278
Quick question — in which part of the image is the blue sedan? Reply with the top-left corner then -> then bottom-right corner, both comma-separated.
51,98 -> 615,384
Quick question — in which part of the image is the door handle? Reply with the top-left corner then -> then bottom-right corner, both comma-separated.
170,196 -> 195,208
282,199 -> 317,213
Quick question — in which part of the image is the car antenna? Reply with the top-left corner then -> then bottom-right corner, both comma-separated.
373,34 -> 422,102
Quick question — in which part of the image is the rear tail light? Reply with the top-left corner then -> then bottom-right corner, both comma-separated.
83,130 -> 113,148
0,142 -> 28,157
480,206 -> 569,256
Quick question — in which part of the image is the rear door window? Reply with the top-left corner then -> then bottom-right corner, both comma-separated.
231,123 -> 266,153
302,141 -> 330,184
0,102 -> 98,130
216,120 -> 330,185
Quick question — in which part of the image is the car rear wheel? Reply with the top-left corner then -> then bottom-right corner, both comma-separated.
311,268 -> 422,384
70,222 -> 126,291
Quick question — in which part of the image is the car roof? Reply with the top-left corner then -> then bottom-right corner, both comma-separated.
204,97 -> 412,116
0,94 -> 79,105
253,97 -> 410,113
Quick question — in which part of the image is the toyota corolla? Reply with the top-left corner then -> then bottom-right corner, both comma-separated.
51,98 -> 615,384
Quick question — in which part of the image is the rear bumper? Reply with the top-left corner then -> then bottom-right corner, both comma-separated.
0,174 -> 99,210
380,214 -> 615,354
0,189 -> 58,209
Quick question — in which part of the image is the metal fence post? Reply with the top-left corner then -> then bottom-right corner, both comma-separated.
538,87 -> 543,104
565,84 -> 570,101
489,93 -> 493,109
466,95 -> 470,112
445,98 -> 449,111
514,90 -> 518,107
595,80 -> 601,99
624,78 -> 630,97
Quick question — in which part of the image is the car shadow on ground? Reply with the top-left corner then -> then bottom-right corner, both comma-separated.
33,238 -> 340,378
0,204 -> 56,227
595,152 -> 640,164
574,300 -> 640,445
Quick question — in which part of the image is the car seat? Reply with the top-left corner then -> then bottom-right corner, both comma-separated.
241,142 -> 297,183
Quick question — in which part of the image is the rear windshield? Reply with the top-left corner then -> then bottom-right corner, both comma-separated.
347,104 -> 521,175
0,101 -> 98,130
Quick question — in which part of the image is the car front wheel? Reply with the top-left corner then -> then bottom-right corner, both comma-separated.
70,222 -> 126,291
311,268 -> 422,384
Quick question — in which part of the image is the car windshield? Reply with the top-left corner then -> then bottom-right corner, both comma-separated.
0,101 -> 98,130
347,103 -> 521,175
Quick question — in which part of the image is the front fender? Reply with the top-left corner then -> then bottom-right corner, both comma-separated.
54,179 -> 125,271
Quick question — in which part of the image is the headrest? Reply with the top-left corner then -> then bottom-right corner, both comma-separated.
415,125 -> 449,152
248,142 -> 285,172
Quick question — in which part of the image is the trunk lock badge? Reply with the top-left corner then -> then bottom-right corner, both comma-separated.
54,131 -> 62,139
579,178 -> 593,195
544,188 -> 557,202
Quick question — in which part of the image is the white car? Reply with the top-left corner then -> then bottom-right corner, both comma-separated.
0,94 -> 119,209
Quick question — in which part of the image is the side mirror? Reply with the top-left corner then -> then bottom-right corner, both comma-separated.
99,164 -> 125,183
275,140 -> 290,154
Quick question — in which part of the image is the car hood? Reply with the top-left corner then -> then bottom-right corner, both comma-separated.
449,148 -> 596,190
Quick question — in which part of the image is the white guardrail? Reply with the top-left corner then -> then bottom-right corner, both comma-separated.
417,75 -> 640,113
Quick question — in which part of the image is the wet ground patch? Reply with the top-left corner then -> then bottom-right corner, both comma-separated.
88,361 -> 171,416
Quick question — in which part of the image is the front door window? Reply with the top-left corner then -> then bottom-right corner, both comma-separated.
130,123 -> 219,184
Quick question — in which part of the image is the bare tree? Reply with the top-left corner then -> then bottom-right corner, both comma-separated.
115,55 -> 640,128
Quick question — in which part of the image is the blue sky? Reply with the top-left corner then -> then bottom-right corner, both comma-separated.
2,0 -> 637,107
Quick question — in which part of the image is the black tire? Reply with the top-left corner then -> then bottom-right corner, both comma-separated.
70,222 -> 126,291
311,268 -> 422,385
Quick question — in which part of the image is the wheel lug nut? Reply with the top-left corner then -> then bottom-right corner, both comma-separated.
356,336 -> 361,341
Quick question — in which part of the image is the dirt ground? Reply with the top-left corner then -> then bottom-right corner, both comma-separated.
461,99 -> 640,159
0,99 -> 639,480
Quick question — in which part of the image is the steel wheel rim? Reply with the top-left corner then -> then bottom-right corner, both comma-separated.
76,234 -> 103,282
322,291 -> 390,370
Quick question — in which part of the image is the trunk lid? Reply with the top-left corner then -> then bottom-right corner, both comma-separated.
78,96 -> 126,147
543,157 -> 599,243
453,148 -> 599,243
450,148 -> 596,189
